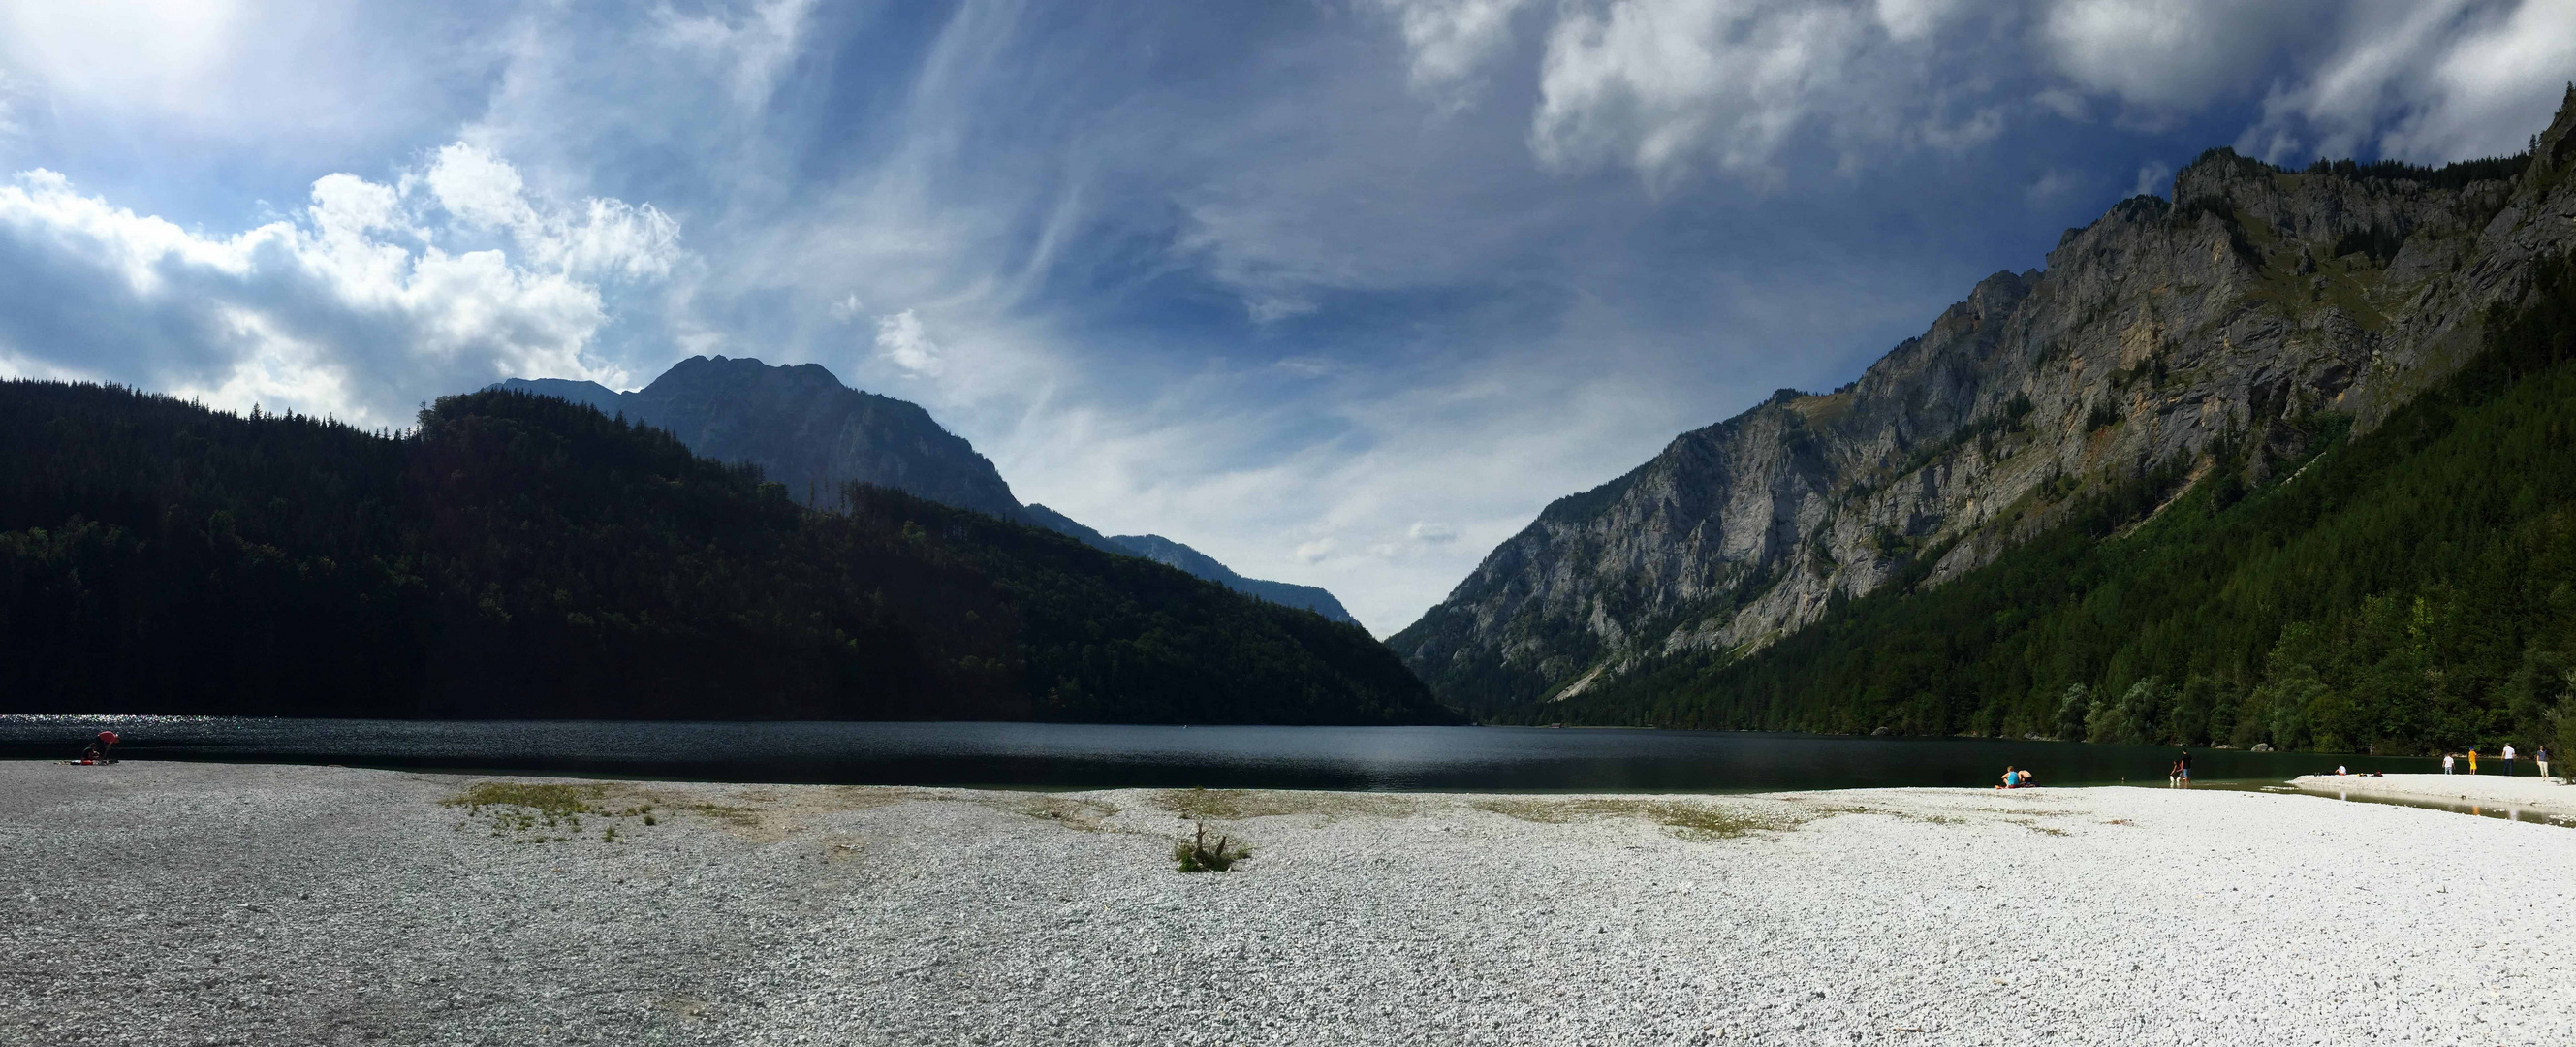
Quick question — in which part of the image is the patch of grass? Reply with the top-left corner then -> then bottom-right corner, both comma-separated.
1173,821 -> 1251,872
1152,787 -> 1421,822
443,780 -> 664,842
668,801 -> 759,828
444,781 -> 608,818
1469,797 -> 1789,841
976,793 -> 1118,830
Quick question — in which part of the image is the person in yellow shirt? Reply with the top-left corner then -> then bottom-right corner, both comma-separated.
2468,747 -> 2480,774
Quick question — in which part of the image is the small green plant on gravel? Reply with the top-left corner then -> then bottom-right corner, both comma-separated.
444,782 -> 665,843
1469,797 -> 1786,841
1174,821 -> 1251,872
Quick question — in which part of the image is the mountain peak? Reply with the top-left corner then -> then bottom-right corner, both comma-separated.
1392,101 -> 2576,716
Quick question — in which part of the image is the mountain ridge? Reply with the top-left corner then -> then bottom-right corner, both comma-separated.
493,358 -> 1360,624
1393,88 -> 2576,717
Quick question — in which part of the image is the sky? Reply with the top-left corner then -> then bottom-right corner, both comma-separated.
1,1 -> 2571,635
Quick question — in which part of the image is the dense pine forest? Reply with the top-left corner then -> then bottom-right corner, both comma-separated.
1513,259 -> 2576,756
0,387 -> 1453,724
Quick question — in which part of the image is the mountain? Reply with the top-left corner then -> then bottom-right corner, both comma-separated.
1393,89 -> 2576,725
494,357 -> 1358,623
0,383 -> 1456,725
1106,533 -> 1356,622
496,356 -> 1021,519
1510,254 -> 2576,757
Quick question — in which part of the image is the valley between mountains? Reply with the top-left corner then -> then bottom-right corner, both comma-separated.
8,96 -> 2576,750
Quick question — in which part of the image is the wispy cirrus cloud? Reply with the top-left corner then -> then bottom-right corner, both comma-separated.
0,0 -> 2569,634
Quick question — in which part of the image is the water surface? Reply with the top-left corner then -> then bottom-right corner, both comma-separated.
0,716 -> 2443,792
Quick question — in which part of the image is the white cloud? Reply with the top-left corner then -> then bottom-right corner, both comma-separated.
2247,0 -> 2576,163
652,0 -> 820,109
872,309 -> 946,377
2036,0 -> 2308,109
1407,521 -> 1460,542
829,294 -> 864,322
1368,0 -> 1535,106
412,143 -> 680,280
2128,160 -> 2172,199
0,145 -> 677,426
1522,0 -> 1999,186
1294,537 -> 1340,564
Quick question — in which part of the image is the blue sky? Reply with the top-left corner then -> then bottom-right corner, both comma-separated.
1,0 -> 2571,634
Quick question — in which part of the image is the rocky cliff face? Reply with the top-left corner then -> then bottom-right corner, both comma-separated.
1392,91 -> 2576,716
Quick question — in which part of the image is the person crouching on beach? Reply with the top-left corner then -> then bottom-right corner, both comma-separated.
2017,769 -> 2033,788
1999,766 -> 2018,789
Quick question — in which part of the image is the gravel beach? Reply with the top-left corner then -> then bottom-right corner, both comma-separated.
2292,773 -> 2576,816
6,762 -> 2573,1046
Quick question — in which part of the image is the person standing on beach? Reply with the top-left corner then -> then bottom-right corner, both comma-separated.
2503,744 -> 2517,777
2540,746 -> 2552,783
2470,748 -> 2480,774
2176,749 -> 2191,787
2444,753 -> 2456,774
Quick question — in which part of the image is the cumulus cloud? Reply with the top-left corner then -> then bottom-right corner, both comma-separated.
872,309 -> 946,377
0,145 -> 678,426
1368,0 -> 1534,106
1510,0 -> 2051,188
2036,0 -> 2310,109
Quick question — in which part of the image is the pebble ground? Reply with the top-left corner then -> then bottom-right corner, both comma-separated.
4,762 -> 2570,1046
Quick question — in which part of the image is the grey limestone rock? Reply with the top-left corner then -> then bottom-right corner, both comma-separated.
1392,89 -> 2576,716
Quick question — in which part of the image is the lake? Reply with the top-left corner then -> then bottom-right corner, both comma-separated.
0,716 -> 2447,791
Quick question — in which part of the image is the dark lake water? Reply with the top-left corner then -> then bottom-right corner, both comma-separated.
0,716 -> 2443,791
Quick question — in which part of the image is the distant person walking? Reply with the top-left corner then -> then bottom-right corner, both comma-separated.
2176,749 -> 2192,787
2503,744 -> 2518,777
2444,753 -> 2456,775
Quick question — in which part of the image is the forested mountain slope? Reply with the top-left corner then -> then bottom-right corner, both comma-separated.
1396,88 -> 2576,719
1511,257 -> 2576,757
0,385 -> 1454,724
496,358 -> 1361,623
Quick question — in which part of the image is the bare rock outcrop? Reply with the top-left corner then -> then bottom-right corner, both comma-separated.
1393,89 -> 2576,715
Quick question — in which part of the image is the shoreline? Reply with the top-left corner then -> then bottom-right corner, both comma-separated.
2291,771 -> 2576,813
8,760 -> 2572,1045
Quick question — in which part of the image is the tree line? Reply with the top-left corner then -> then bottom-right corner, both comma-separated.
0,386 -> 1455,725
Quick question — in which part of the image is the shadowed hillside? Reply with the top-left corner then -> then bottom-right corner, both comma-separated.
0,386 -> 1454,725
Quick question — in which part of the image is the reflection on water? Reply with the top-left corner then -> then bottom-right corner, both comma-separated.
0,715 -> 2445,793
2258,783 -> 2576,828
